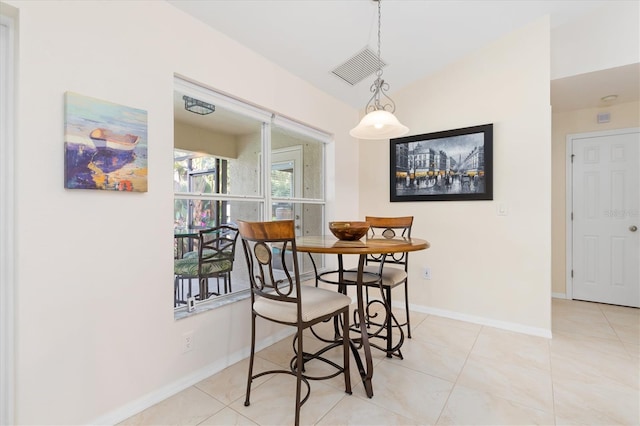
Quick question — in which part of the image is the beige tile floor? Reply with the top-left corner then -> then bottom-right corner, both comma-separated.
121,299 -> 639,425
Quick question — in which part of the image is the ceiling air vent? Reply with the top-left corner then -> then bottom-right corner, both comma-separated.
331,47 -> 386,86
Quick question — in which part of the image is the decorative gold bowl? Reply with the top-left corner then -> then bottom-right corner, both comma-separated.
329,221 -> 370,241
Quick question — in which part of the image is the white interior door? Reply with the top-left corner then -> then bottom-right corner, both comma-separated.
571,129 -> 639,307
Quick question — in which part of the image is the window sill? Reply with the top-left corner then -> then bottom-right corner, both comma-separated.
174,289 -> 251,320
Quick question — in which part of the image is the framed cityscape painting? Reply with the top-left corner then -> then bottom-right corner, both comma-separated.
390,124 -> 493,202
64,92 -> 148,192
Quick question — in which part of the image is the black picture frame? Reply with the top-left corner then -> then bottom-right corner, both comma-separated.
390,123 -> 493,202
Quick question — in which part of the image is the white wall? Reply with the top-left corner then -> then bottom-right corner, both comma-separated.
359,18 -> 552,334
6,1 -> 359,424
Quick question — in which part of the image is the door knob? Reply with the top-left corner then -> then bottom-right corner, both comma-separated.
630,225 -> 638,232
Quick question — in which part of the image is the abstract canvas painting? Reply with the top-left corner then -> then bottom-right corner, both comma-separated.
64,92 -> 148,192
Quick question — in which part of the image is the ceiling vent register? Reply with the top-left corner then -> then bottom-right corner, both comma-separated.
331,47 -> 386,86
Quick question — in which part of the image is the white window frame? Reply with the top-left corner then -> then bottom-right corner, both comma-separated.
173,77 -> 331,318
1,10 -> 16,426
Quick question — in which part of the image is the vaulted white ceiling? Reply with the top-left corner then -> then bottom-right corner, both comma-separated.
168,0 -> 638,116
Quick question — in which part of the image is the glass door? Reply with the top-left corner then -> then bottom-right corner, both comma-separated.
272,146 -> 303,236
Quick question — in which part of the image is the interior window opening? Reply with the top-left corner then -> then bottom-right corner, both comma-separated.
173,78 -> 329,317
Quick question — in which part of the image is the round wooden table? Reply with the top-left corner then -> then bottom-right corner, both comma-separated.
296,235 -> 429,398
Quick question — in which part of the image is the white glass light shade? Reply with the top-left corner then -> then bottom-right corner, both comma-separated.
349,110 -> 409,140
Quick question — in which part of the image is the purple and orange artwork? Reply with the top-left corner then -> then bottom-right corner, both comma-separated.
64,92 -> 148,192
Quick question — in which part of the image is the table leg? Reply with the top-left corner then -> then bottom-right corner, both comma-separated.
335,254 -> 374,397
314,252 -> 375,398
354,254 -> 374,398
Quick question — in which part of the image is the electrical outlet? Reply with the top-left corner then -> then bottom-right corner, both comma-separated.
183,331 -> 194,353
422,267 -> 431,280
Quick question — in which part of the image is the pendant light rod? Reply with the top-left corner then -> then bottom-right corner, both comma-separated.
350,0 -> 409,140
366,0 -> 396,114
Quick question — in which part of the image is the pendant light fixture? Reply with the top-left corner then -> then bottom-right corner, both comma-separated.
350,0 -> 409,140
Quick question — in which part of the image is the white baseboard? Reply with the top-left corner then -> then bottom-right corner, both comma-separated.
398,302 -> 552,339
552,292 -> 567,299
94,299 -> 554,424
91,328 -> 294,425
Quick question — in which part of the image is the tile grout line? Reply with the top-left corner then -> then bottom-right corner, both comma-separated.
313,391 -> 350,426
600,305 -> 639,361
123,300 -> 638,425
432,324 -> 484,425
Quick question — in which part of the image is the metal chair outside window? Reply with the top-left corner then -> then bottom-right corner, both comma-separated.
174,224 -> 239,304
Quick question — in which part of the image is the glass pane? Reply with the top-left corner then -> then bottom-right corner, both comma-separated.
174,200 -> 263,304
174,193 -> 228,229
190,156 -> 217,172
174,197 -> 264,233
271,126 -> 324,199
173,157 -> 189,192
174,198 -> 188,229
271,201 -> 324,276
174,92 -> 262,196
271,165 -> 293,198
272,201 -> 293,221
299,202 -> 325,276
191,173 -> 215,194
174,152 -> 233,197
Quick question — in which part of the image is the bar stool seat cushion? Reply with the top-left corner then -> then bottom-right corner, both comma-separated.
254,286 -> 351,324
344,265 -> 407,288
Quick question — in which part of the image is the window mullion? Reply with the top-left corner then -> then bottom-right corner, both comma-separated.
263,120 -> 271,221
